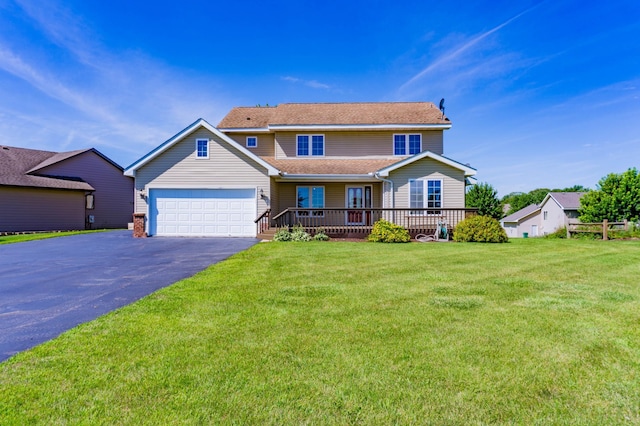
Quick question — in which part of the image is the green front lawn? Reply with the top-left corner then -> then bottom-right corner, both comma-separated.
0,230 -> 109,245
1,239 -> 639,424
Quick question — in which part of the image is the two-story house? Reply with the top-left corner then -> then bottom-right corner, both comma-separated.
124,102 -> 477,237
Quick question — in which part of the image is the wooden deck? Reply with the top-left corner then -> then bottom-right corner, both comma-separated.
258,208 -> 478,239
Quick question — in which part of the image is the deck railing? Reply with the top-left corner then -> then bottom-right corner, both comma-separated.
271,208 -> 478,238
254,209 -> 271,235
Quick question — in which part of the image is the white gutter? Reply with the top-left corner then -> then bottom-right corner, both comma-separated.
276,173 -> 378,182
374,172 -> 394,208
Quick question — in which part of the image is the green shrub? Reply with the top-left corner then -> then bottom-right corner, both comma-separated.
273,228 -> 292,241
290,224 -> 312,242
545,227 -> 567,239
274,225 -> 327,242
368,219 -> 411,243
313,232 -> 330,241
453,215 -> 508,243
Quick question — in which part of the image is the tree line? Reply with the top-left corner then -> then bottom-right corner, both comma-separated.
466,168 -> 640,223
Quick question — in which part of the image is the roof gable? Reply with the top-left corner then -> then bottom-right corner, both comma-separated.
218,102 -> 451,131
0,145 -> 95,191
27,148 -> 124,174
540,192 -> 586,211
501,204 -> 541,223
124,119 -> 279,177
375,150 -> 476,177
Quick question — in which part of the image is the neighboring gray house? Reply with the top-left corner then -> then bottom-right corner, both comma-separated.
124,102 -> 477,237
500,203 -> 541,238
0,145 -> 133,232
500,192 -> 586,237
539,192 -> 586,235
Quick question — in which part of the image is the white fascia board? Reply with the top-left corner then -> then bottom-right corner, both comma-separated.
376,151 -> 477,177
124,119 -> 280,177
540,193 -> 565,210
276,173 -> 378,182
217,127 -> 272,133
267,123 -> 452,131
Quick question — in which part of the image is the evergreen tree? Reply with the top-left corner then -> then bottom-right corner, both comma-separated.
466,182 -> 503,219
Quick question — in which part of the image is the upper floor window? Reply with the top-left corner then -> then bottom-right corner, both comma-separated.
394,134 -> 422,156
297,135 -> 324,156
246,136 -> 257,148
196,139 -> 209,159
543,211 -> 548,220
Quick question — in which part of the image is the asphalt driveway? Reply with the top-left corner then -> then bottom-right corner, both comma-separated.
0,230 -> 258,362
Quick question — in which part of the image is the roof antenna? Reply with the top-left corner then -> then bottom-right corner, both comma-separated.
439,98 -> 445,119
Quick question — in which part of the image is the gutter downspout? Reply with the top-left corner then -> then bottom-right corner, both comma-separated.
373,172 -> 394,208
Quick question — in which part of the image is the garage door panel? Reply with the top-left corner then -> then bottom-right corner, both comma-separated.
150,189 -> 256,237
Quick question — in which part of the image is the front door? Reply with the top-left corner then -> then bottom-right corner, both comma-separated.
346,186 -> 372,225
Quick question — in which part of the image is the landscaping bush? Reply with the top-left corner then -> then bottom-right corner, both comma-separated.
274,224 -> 315,242
273,228 -> 292,242
545,227 -> 567,239
453,215 -> 508,243
313,229 -> 330,241
290,224 -> 312,242
368,219 -> 411,243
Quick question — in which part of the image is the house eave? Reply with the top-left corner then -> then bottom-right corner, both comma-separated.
267,123 -> 452,132
276,173 -> 379,182
217,127 -> 272,133
376,150 -> 477,177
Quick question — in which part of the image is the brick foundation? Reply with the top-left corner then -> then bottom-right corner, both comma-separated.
133,213 -> 146,238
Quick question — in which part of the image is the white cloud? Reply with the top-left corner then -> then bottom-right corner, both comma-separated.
0,1 -> 230,166
282,75 -> 331,90
398,3 -> 544,95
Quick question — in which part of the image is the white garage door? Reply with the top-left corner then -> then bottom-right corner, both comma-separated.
149,189 -> 256,237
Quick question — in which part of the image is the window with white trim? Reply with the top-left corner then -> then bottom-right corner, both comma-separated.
409,179 -> 442,214
543,211 -> 548,220
246,136 -> 257,148
196,139 -> 209,159
297,185 -> 325,216
394,134 -> 422,156
297,135 -> 324,156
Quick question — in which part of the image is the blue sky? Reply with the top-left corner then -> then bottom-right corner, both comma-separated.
1,0 -> 638,196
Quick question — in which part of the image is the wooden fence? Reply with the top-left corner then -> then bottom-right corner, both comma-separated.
567,219 -> 628,240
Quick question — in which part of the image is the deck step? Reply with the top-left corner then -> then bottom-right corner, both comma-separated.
257,227 -> 278,240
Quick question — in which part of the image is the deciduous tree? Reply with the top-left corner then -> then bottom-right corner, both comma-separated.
579,168 -> 640,222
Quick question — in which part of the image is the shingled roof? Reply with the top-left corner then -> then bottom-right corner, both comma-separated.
545,192 -> 586,210
0,145 -> 95,191
218,102 -> 450,129
261,157 -> 400,175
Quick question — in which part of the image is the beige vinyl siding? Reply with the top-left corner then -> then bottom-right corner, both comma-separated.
269,178 -> 279,215
37,151 -> 133,228
225,133 -> 275,157
389,157 -> 466,209
0,187 -> 85,232
134,128 -> 270,216
275,130 -> 444,158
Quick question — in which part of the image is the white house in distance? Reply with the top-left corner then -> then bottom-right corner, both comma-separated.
501,192 -> 586,237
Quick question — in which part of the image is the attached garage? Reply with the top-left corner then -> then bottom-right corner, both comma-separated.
149,189 -> 257,237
